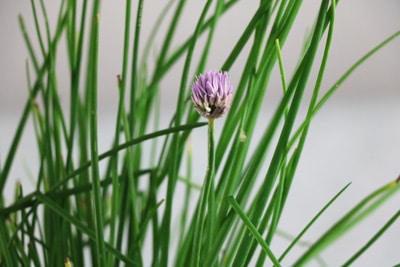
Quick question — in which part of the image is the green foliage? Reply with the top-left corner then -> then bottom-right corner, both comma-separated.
1,0 -> 399,266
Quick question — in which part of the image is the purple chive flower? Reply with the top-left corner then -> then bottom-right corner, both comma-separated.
191,70 -> 233,119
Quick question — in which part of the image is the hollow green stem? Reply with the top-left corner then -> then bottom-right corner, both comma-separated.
206,118 -> 216,258
192,118 -> 216,267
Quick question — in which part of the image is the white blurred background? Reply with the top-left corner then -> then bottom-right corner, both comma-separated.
1,0 -> 400,266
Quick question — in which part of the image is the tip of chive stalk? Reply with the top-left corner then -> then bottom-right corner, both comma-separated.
64,257 -> 72,267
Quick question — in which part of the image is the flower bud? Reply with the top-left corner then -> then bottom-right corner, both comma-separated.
191,70 -> 233,119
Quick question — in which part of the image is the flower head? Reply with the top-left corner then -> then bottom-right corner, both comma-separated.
191,70 -> 233,119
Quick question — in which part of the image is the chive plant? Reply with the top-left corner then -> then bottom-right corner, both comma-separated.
1,0 -> 399,266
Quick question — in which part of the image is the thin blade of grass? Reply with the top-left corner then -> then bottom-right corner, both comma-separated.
86,9 -> 106,266
227,196 -> 282,267
279,182 -> 351,261
293,178 -> 400,266
341,209 -> 400,266
288,29 -> 400,150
